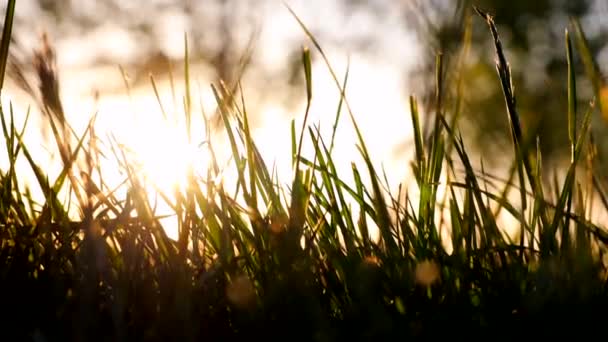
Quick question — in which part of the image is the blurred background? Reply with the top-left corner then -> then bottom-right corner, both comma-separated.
2,0 -> 608,219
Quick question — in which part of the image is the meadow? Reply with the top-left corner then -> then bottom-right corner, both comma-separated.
2,1 -> 608,340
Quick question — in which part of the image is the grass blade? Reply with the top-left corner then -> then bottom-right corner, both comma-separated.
0,0 -> 15,93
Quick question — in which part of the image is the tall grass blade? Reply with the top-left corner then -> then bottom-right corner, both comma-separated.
475,6 -> 549,228
0,0 -> 15,93
410,95 -> 425,182
563,28 -> 577,251
329,61 -> 349,155
570,17 -> 603,109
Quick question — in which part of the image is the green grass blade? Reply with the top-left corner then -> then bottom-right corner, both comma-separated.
329,61 -> 349,155
410,95 -> 425,183
0,0 -> 15,93
566,28 -> 577,157
563,28 -> 577,251
570,17 -> 603,101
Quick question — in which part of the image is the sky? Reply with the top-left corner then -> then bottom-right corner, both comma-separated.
0,0 -> 428,238
3,0 -> 422,167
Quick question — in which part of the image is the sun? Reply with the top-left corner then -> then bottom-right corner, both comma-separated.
126,120 -> 207,240
127,118 -> 204,194
77,88 -> 212,240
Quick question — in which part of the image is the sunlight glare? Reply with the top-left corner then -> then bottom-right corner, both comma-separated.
65,84 -> 213,240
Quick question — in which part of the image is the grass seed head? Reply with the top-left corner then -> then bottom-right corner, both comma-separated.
33,32 -> 65,127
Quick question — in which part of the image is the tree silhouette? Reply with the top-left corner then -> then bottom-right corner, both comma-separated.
402,0 -> 608,170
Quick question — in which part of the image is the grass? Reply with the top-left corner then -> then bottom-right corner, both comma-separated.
2,2 -> 608,341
